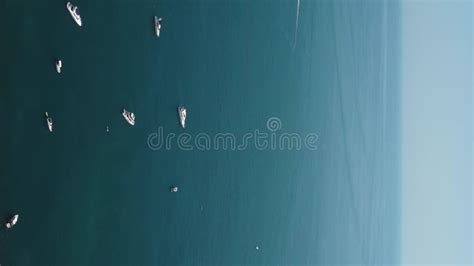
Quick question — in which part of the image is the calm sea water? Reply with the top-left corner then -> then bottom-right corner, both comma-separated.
0,0 -> 401,265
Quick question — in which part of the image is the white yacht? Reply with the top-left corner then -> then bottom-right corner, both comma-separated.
5,214 -> 18,229
177,106 -> 186,128
45,112 -> 53,132
170,186 -> 178,193
122,109 -> 135,126
66,2 -> 82,27
154,16 -> 162,37
56,60 -> 62,73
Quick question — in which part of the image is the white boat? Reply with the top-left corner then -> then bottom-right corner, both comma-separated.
66,2 -> 82,27
177,106 -> 186,128
122,109 -> 135,126
45,112 -> 53,132
5,214 -> 19,229
154,16 -> 162,37
170,186 -> 178,193
56,60 -> 62,73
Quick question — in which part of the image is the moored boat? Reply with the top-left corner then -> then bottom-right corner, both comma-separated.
122,109 -> 135,126
66,2 -> 82,27
56,60 -> 62,73
5,214 -> 19,229
45,112 -> 53,132
154,16 -> 162,37
177,106 -> 186,128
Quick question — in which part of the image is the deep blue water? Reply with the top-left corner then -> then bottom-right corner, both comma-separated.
0,0 -> 401,265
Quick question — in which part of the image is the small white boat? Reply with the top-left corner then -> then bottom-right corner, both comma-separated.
56,60 -> 62,73
177,106 -> 186,128
170,186 -> 178,193
66,2 -> 82,27
154,16 -> 162,37
45,112 -> 53,132
122,109 -> 135,126
5,214 -> 19,229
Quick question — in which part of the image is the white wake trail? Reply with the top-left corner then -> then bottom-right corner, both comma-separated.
292,0 -> 300,50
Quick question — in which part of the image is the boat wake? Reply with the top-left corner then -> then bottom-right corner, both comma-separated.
292,0 -> 300,51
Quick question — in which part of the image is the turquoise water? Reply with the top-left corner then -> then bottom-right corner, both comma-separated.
0,0 -> 401,265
